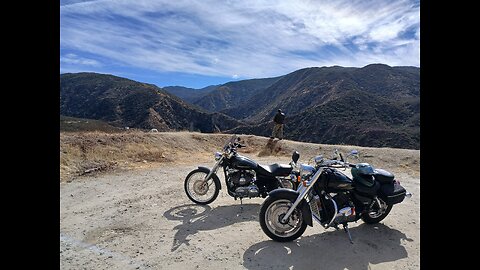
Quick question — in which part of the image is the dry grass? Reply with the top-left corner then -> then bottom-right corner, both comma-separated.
60,131 -> 420,182
60,131 -> 169,182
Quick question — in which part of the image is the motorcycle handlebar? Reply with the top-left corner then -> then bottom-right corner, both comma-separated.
320,160 -> 356,168
233,142 -> 246,148
224,142 -> 246,153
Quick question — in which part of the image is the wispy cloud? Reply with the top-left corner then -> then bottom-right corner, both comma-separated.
60,53 -> 101,66
60,0 -> 419,81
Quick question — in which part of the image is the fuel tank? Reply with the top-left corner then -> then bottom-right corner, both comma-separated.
316,168 -> 354,192
231,155 -> 258,170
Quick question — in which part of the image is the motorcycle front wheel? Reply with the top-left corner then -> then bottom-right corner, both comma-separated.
184,169 -> 220,205
259,197 -> 307,242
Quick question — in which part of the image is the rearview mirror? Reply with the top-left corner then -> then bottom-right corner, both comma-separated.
292,151 -> 300,163
348,150 -> 359,159
332,149 -> 340,160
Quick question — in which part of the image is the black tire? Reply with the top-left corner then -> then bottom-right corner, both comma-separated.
259,196 -> 307,242
184,168 -> 220,205
361,199 -> 393,224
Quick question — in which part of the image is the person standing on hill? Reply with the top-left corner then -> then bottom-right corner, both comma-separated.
271,109 -> 285,140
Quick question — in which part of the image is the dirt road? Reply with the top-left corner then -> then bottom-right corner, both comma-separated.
60,154 -> 420,270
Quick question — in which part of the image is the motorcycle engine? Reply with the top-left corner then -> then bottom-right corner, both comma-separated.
332,192 -> 357,224
228,169 -> 259,198
229,170 -> 255,186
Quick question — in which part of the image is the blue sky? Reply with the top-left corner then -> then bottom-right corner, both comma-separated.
60,0 -> 420,89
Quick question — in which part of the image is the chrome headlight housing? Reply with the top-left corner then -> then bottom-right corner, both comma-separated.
300,164 -> 315,177
214,152 -> 222,161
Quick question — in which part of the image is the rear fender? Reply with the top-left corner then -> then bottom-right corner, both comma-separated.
268,188 -> 313,226
197,166 -> 222,190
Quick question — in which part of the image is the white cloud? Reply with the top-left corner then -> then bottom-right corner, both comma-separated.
60,0 -> 420,78
60,53 -> 102,66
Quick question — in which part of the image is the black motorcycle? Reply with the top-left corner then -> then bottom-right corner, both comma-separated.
259,149 -> 412,243
184,135 -> 297,205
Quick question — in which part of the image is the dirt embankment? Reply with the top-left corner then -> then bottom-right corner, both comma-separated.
60,131 -> 224,182
60,131 -> 419,182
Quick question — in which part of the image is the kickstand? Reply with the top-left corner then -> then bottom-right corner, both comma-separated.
240,198 -> 243,212
343,223 -> 354,244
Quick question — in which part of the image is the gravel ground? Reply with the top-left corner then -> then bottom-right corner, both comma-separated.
60,153 -> 419,270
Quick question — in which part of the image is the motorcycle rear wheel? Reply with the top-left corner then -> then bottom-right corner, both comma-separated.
361,198 -> 393,224
184,169 -> 220,205
259,197 -> 307,242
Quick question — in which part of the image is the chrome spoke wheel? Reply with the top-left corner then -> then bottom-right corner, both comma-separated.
193,180 -> 209,195
185,172 -> 217,203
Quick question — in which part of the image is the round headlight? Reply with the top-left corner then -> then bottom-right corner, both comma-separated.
214,152 -> 222,161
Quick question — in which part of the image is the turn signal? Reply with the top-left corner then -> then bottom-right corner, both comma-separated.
302,180 -> 307,187
297,175 -> 301,182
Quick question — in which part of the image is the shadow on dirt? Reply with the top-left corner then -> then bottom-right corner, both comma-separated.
243,223 -> 413,270
163,203 -> 260,251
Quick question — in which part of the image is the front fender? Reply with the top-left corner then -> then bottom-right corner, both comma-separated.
197,166 -> 222,190
267,188 -> 313,226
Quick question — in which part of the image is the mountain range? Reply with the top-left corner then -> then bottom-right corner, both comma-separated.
60,73 -> 242,133
60,64 -> 420,149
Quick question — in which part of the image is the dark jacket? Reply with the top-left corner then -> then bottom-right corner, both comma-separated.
273,112 -> 285,124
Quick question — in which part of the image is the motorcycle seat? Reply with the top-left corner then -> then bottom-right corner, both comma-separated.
258,163 -> 292,177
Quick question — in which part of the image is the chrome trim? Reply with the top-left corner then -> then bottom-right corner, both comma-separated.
280,168 -> 324,223
325,194 -> 338,228
264,199 -> 305,238
309,195 -> 321,218
300,164 -> 315,177
312,213 -> 322,224
314,155 -> 324,165
368,197 -> 388,219
204,156 -> 223,181
277,177 -> 294,190
405,191 -> 412,198
375,197 -> 381,208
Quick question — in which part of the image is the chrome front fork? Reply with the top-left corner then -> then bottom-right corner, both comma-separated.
204,157 -> 223,181
280,168 -> 323,223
